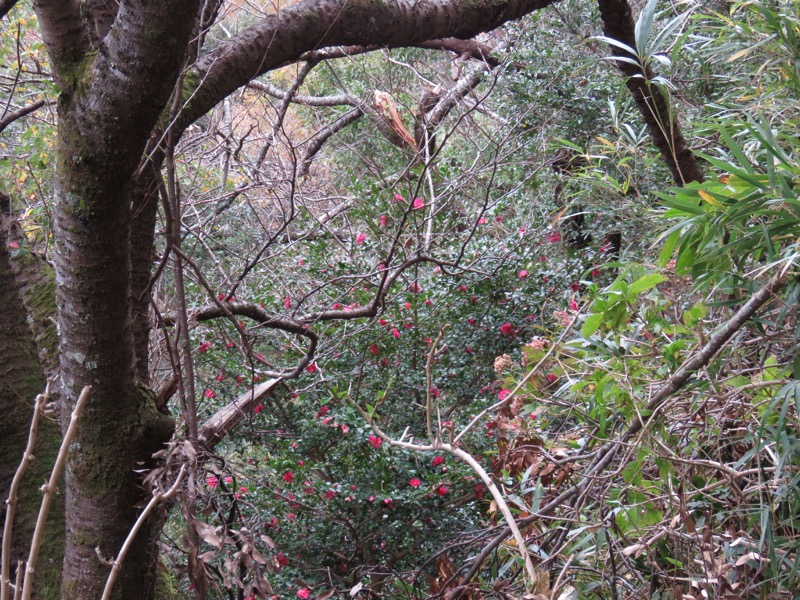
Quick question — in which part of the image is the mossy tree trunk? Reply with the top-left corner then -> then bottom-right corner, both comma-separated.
0,193 -> 64,599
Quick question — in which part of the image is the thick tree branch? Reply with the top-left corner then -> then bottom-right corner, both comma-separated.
0,100 -> 46,135
0,0 -> 19,20
180,0 -> 560,132
31,0 -> 90,80
597,0 -> 703,185
198,379 -> 281,447
162,302 -> 319,378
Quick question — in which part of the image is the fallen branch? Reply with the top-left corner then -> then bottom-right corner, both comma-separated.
198,378 -> 282,447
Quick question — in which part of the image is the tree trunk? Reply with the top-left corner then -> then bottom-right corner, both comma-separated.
597,0 -> 704,185
0,192 -> 64,599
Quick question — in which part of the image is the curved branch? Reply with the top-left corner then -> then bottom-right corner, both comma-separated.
163,302 -> 319,378
0,100 -> 46,135
180,0 -> 561,132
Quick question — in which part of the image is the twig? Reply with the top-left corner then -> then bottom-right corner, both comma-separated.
100,464 -> 187,600
458,270 -> 789,585
1,387 -> 48,600
20,386 -> 91,600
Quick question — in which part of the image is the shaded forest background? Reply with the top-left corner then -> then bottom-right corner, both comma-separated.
1,0 -> 799,598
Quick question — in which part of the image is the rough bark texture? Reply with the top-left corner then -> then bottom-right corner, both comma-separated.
597,0 -> 704,185
34,0 -> 197,596
180,0 -> 560,130
0,193 -> 64,599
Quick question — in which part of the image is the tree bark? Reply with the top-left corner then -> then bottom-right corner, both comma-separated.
597,0 -> 704,185
0,192 -> 64,599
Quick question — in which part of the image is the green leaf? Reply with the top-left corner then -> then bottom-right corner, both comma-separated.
635,0 -> 659,55
581,313 -> 604,337
628,273 -> 666,296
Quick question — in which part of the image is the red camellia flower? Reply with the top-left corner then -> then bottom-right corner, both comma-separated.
297,588 -> 310,599
458,285 -> 467,292
283,471 -> 294,484
413,197 -> 425,209
547,231 -> 561,243
408,281 -> 421,293
432,456 -> 444,467
570,281 -> 580,292
499,323 -> 514,336
206,476 -> 219,488
429,386 -> 439,399
306,362 -> 318,373
519,270 -> 528,279
379,319 -> 388,326
254,404 -> 264,415
477,217 -> 487,224
204,389 -> 216,398
546,373 -> 557,383
276,553 -> 289,567
498,389 -> 511,401
379,215 -> 388,227
393,193 -> 404,202
436,485 -> 448,496
391,328 -> 401,339
356,232 -> 366,244
409,478 -> 422,488
475,483 -> 485,499
317,405 -> 329,417
467,318 -> 476,326
325,490 -> 336,500
591,267 -> 601,278
283,297 -> 292,309
199,341 -> 211,353
569,299 -> 578,311
368,435 -> 382,449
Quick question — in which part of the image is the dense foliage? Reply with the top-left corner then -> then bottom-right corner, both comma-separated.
2,0 -> 799,598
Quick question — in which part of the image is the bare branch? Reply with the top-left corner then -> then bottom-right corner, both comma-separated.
1,390 -> 48,600
459,270 -> 789,584
0,100 -> 46,135
100,464 -> 187,600
180,0 -> 562,132
21,386 -> 91,600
